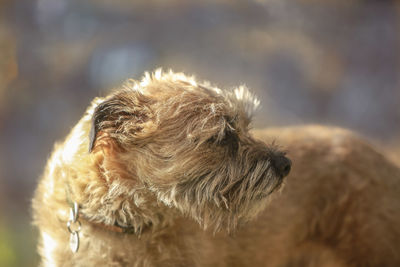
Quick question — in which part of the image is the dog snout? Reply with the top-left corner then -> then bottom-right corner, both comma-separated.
272,155 -> 291,178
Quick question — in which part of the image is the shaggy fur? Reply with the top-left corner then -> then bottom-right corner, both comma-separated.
33,70 -> 400,266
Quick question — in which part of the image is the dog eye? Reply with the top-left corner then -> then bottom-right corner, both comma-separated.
220,131 -> 235,145
208,131 -> 238,149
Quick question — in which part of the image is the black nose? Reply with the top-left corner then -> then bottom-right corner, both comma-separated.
272,155 -> 291,178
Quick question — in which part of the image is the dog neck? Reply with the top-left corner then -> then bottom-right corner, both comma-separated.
64,181 -> 148,236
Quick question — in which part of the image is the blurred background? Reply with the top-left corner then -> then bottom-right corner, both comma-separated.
1,0 -> 400,265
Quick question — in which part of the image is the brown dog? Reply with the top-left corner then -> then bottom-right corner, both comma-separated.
33,70 -> 400,266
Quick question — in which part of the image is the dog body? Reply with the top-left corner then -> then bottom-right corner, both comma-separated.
241,126 -> 400,267
33,71 -> 400,266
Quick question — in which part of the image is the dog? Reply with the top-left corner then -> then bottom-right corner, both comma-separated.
33,70 -> 400,266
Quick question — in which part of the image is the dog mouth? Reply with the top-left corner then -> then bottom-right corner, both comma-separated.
218,164 -> 283,205
254,176 -> 284,199
252,168 -> 284,197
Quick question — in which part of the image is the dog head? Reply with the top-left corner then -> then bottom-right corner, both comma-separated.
87,70 -> 291,232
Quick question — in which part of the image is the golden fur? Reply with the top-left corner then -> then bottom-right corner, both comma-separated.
33,70 -> 400,266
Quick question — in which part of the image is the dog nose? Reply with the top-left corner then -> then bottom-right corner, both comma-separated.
272,155 -> 291,178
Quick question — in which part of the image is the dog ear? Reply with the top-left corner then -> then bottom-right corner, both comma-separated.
89,91 -> 152,152
89,96 -> 119,152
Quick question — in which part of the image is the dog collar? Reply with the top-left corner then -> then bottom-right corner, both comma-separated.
80,214 -> 137,234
